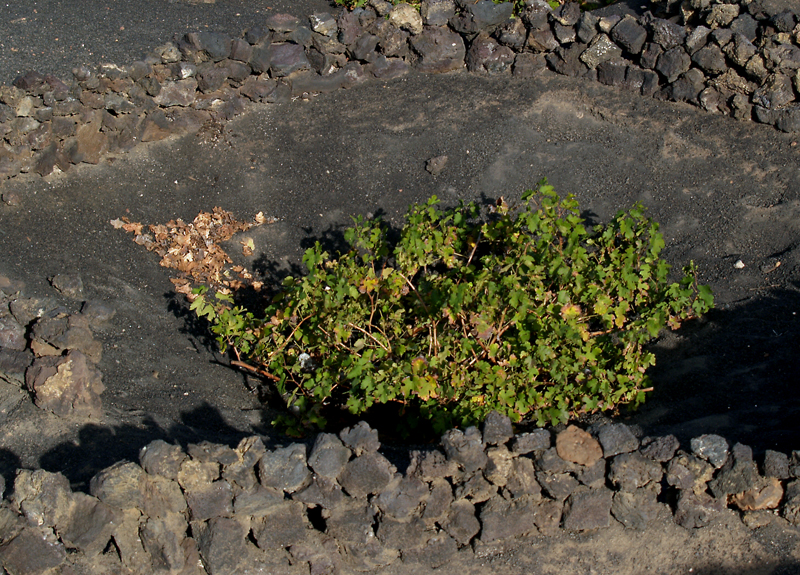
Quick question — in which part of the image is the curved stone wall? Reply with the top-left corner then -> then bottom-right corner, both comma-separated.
0,416 -> 798,573
1,0 -> 799,195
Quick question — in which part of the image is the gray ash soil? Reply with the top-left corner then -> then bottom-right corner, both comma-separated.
1,68 -> 798,482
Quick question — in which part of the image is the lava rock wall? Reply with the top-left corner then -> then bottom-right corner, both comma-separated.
1,0 -> 799,195
0,415 -> 798,574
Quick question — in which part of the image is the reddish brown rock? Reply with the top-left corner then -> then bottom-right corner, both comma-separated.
731,477 -> 784,511
556,425 -> 603,467
65,122 -> 109,164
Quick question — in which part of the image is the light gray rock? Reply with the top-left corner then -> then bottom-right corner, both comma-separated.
690,434 -> 729,468
258,443 -> 311,494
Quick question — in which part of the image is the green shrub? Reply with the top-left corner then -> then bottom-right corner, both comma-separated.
192,180 -> 713,435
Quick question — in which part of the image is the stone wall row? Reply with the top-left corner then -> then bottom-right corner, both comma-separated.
0,415 -> 798,574
1,0 -> 799,197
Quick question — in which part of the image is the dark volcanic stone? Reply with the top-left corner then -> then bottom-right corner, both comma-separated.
441,427 -> 487,473
577,458 -> 607,489
775,105 -> 800,133
369,19 -> 410,58
640,42 -> 663,70
139,440 -> 187,480
12,469 -> 73,528
597,423 -> 639,457
466,35 -> 515,74
197,517 -> 249,575
140,514 -> 187,571
611,488 -> 663,530
454,471 -> 495,503
535,447 -> 575,474
640,435 -> 680,462
450,0 -> 514,35
483,411 -> 514,445
443,499 -> 480,546
59,492 -> 120,556
666,68 -> 706,103
239,75 -> 277,101
196,63 -> 229,93
505,457 -> 543,498
409,26 -> 466,74
337,10 -> 363,46
340,421 -> 380,455
258,444 -> 311,494
376,476 -> 429,520
251,501 -> 308,550
553,23 -> 577,44
495,17 -> 527,50
377,516 -> 428,550
752,73 -> 796,110
0,348 -> 32,377
552,1 -> 581,27
422,478 -> 453,523
730,14 -> 759,42
249,44 -> 273,74
527,28 -> 560,52
691,434 -> 729,468
709,442 -> 758,498
479,495 -> 538,543
339,451 -> 395,498
674,490 -> 726,528
407,449 -> 457,481
580,34 -> 623,69
512,429 -> 551,454
25,350 -> 104,418
655,47 -> 692,83
308,432 -> 351,479
783,480 -> 800,525
222,436 -> 267,491
421,0 -> 456,27
291,475 -> 345,509
748,0 -> 797,21
684,25 -> 710,55
234,484 -> 284,516
771,10 -> 797,32
562,486 -> 614,532
611,16 -> 647,55
537,471 -> 579,501
196,32 -> 233,62
666,452 -> 714,493
352,33 -> 380,62
325,499 -> 376,546
609,452 -> 663,492
576,11 -> 599,44
650,18 -> 687,50
230,38 -> 253,63
0,526 -> 67,573
547,43 -> 590,77
597,60 -> 627,86
724,33 -> 757,67
185,480 -> 233,521
269,43 -> 311,77
90,461 -> 145,510
692,44 -> 727,75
